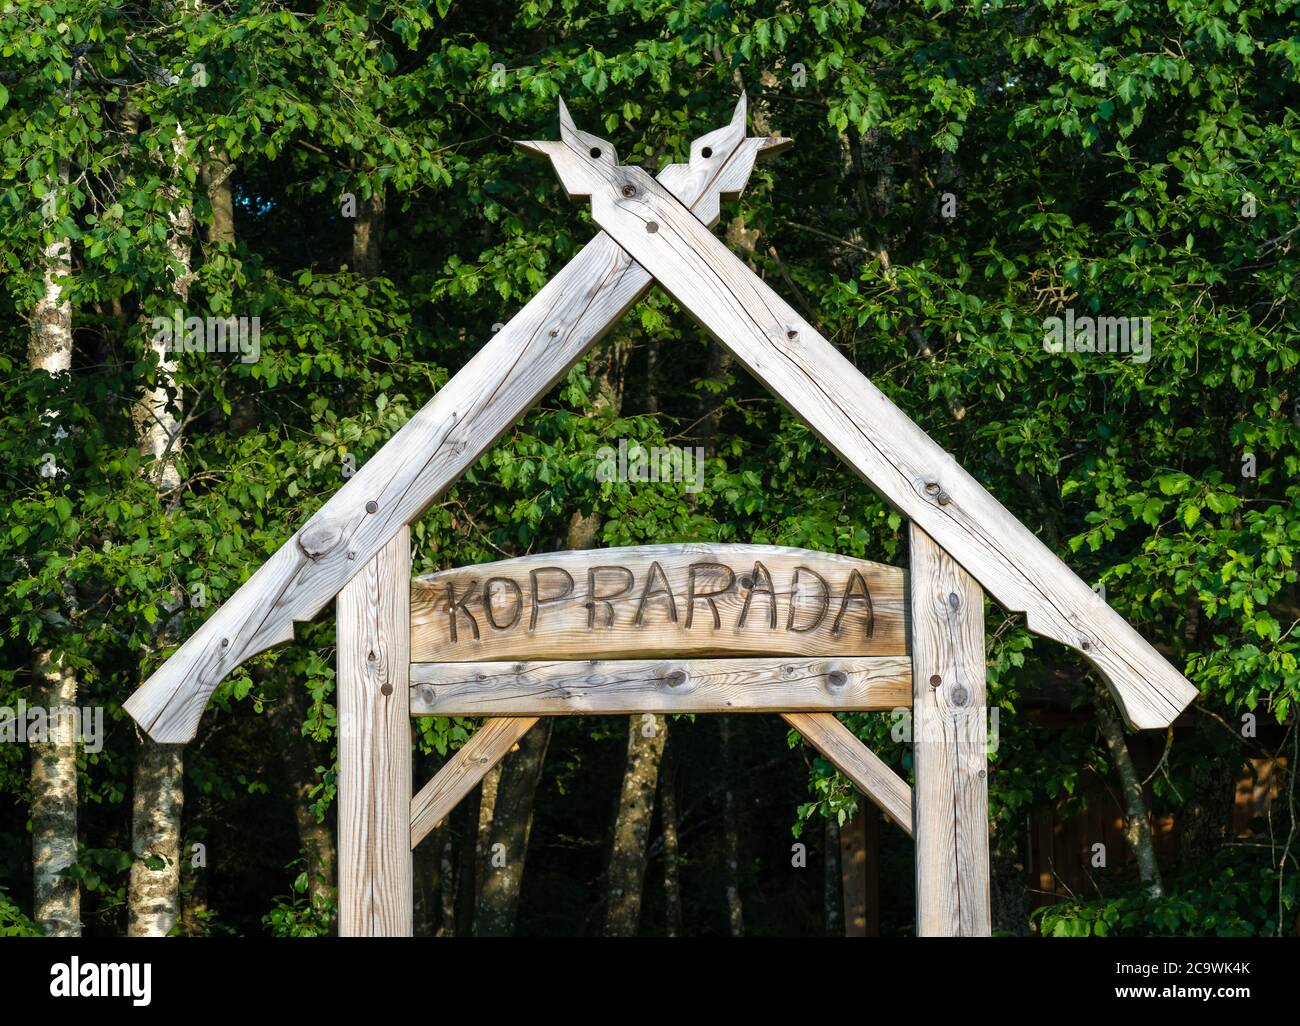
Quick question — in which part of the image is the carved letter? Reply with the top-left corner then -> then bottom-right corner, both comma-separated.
483,577 -> 523,631
832,569 -> 874,637
587,566 -> 635,628
529,567 -> 575,631
447,578 -> 481,643
738,560 -> 777,630
634,560 -> 678,627
786,567 -> 830,633
685,562 -> 734,629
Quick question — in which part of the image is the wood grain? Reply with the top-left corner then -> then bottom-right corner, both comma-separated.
123,112 -> 786,743
534,138 -> 1197,731
337,527 -> 412,936
410,657 -> 911,716
908,524 -> 990,937
411,543 -> 906,662
782,712 -> 914,838
409,716 -> 538,849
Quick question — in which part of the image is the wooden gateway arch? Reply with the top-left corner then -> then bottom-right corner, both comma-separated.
124,94 -> 1198,937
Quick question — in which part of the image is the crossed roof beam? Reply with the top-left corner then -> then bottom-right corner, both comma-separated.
124,94 -> 1196,743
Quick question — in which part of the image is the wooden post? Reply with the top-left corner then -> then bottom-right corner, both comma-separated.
337,527 -> 412,936
909,524 -> 991,936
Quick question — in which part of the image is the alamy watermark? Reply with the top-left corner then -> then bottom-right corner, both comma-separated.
150,310 -> 260,364
1043,308 -> 1151,364
0,700 -> 104,753
595,438 -> 707,494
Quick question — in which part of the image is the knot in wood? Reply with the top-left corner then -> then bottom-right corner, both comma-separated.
827,669 -> 848,688
666,669 -> 687,688
951,685 -> 968,706
297,519 -> 344,560
621,184 -> 636,198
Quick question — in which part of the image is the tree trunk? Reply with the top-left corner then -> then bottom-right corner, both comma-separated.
127,740 -> 184,935
659,732 -> 683,937
823,812 -> 842,936
473,720 -> 553,936
31,655 -> 80,936
351,188 -> 385,276
268,683 -> 335,909
135,125 -> 191,494
1093,682 -> 1165,897
719,715 -> 745,936
603,715 -> 667,935
437,830 -> 457,937
200,149 -> 235,247
29,157 -> 80,937
128,118 -> 192,935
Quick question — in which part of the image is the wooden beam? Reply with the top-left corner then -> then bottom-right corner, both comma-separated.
411,543 -> 907,662
782,712 -> 914,837
123,104 -> 788,743
409,716 -> 538,849
411,657 -> 911,716
527,132 -> 1197,731
337,527 -> 412,937
909,524 -> 990,937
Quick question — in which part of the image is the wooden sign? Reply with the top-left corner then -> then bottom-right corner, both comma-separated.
410,543 -> 907,662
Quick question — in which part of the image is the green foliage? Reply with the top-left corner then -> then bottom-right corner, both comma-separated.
0,887 -> 41,936
1034,849 -> 1300,937
261,859 -> 335,938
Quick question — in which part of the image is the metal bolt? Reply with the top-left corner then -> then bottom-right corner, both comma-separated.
381,683 -> 393,697
929,674 -> 942,688
646,221 -> 659,234
622,184 -> 636,198
937,491 -> 952,505
365,500 -> 378,513
924,482 -> 940,495
589,147 -> 601,158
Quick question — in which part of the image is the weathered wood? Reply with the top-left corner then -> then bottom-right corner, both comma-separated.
337,527 -> 412,936
909,524 -> 990,937
781,712 -> 914,837
411,657 -> 910,716
123,98 -> 787,743
409,716 -> 538,849
411,543 -> 906,662
525,124 -> 1197,731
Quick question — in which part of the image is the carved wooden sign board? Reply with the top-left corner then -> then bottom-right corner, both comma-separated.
123,95 -> 1198,938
